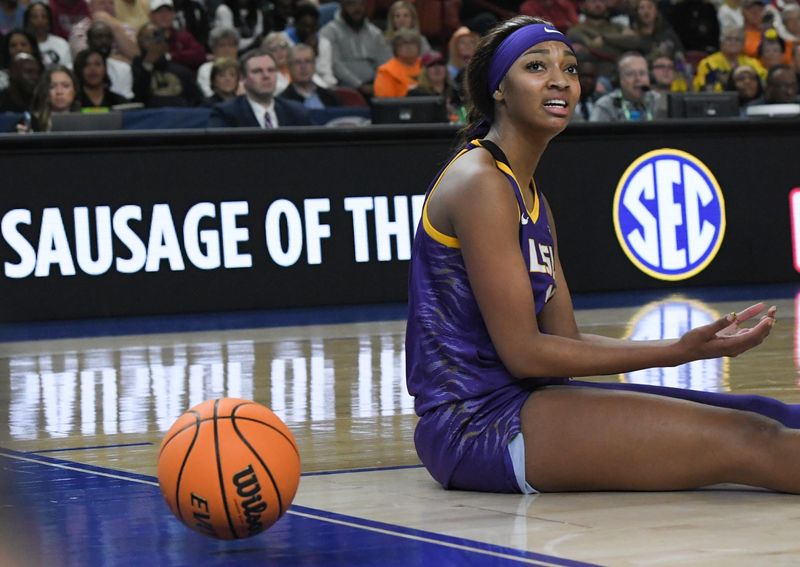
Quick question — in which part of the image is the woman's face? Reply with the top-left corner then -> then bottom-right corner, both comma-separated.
498,41 -> 580,134
213,36 -> 238,59
392,6 -> 413,30
28,5 -> 50,33
49,71 -> 76,111
213,67 -> 240,95
8,33 -> 33,58
456,36 -> 478,62
760,41 -> 783,68
637,0 -> 657,26
81,52 -> 106,87
734,68 -> 759,99
396,41 -> 419,64
265,38 -> 289,67
427,62 -> 447,83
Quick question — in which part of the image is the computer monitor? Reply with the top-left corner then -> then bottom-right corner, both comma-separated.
370,96 -> 449,124
50,111 -> 123,132
668,92 -> 740,119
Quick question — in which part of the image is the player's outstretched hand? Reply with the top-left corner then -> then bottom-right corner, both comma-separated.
676,303 -> 777,361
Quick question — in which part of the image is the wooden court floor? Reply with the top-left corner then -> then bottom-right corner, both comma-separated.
2,289 -> 800,566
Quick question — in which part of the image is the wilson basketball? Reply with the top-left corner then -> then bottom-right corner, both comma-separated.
157,398 -> 301,540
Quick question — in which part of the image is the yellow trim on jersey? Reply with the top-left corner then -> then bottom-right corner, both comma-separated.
474,140 -> 540,223
422,147 -> 470,248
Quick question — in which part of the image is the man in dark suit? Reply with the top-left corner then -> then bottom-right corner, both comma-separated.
208,48 -> 312,128
279,43 -> 340,109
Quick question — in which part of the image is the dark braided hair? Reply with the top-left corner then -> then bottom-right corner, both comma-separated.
458,15 -> 552,146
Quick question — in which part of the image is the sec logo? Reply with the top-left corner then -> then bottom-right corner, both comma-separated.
613,149 -> 726,281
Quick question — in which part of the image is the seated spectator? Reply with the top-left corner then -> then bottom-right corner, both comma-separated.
778,3 -> 800,42
172,0 -> 210,49
208,48 -> 311,127
458,0 -> 522,36
0,52 -> 42,112
148,0 -> 205,71
724,63 -> 764,111
407,50 -> 461,119
87,21 -> 133,99
279,43 -> 340,108
74,48 -> 129,107
648,50 -> 686,117
203,56 -> 240,105
24,2 -> 72,68
758,27 -> 793,69
384,1 -> 431,55
49,0 -> 91,40
599,0 -> 684,61
262,30 -> 291,93
590,52 -> 659,121
0,0 -> 24,36
27,64 -> 80,131
759,63 -> 799,102
114,0 -> 149,35
212,0 -> 268,52
794,42 -> 800,78
567,0 -> 628,80
668,0 -> 720,54
69,0 -> 139,62
197,26 -> 239,97
571,53 -> 601,122
742,0 -> 767,57
694,26 -> 767,91
446,26 -> 479,85
132,22 -> 203,106
718,0 -> 744,31
0,28 -> 43,90
373,29 -> 421,98
519,0 -> 579,33
286,1 -> 336,88
319,0 -> 390,97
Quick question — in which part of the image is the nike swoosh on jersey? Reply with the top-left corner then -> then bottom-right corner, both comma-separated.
521,214 -> 530,225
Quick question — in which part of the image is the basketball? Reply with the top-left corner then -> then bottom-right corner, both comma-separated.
157,398 -> 301,540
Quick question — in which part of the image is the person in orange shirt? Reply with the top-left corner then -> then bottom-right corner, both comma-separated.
742,0 -> 768,57
373,29 -> 421,97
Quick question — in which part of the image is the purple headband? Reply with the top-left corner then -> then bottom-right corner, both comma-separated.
488,24 -> 573,94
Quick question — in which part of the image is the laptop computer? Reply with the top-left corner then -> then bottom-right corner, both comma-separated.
50,111 -> 123,132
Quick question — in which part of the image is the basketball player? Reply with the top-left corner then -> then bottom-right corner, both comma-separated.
405,16 -> 800,495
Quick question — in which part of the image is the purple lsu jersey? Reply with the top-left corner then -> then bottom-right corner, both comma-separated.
405,139 -> 560,492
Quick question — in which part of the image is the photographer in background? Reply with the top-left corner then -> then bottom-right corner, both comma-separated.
132,21 -> 203,106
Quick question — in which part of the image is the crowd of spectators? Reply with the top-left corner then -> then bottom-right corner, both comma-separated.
0,0 -> 798,131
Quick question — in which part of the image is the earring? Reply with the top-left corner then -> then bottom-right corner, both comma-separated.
493,89 -> 503,100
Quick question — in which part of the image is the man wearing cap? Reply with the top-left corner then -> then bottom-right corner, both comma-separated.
148,0 -> 205,71
694,25 -> 766,91
208,49 -> 312,127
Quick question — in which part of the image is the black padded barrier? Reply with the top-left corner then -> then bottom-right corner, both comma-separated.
1,119 -> 798,323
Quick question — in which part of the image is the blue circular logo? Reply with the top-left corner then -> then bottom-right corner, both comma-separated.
613,149 -> 726,281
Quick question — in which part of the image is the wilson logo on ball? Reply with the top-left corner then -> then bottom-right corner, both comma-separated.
613,148 -> 726,281
232,464 -> 267,535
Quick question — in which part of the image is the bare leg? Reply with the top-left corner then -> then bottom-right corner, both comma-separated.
521,386 -> 800,493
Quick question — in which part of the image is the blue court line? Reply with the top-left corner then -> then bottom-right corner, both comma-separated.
2,282 -> 797,343
32,442 -> 154,454
0,447 -> 600,567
